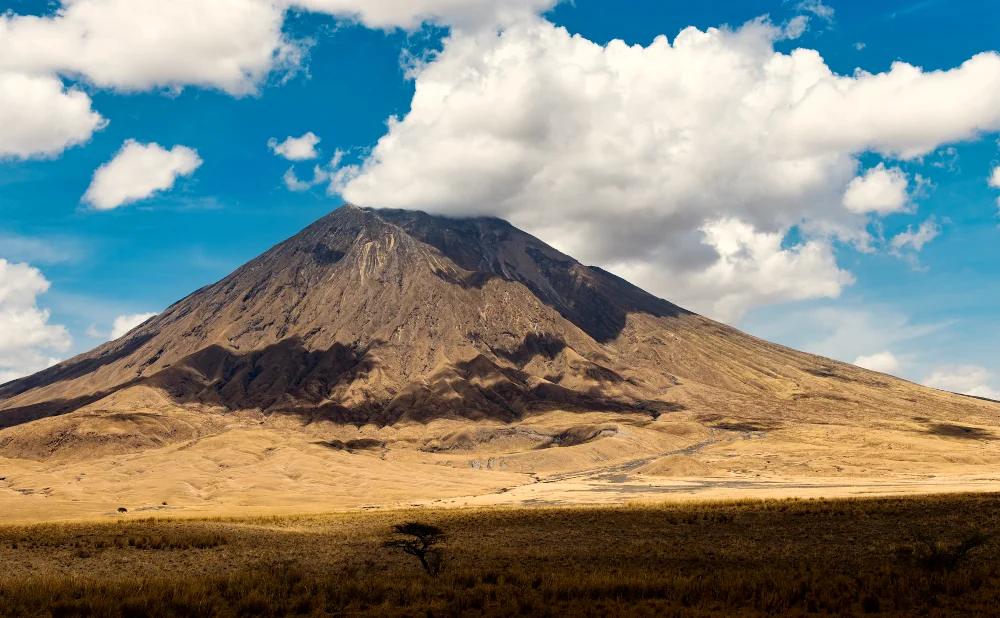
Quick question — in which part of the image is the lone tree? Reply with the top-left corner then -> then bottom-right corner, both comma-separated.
383,522 -> 445,576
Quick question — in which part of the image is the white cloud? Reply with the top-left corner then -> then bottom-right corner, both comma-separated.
0,260 -> 71,383
842,163 -> 911,215
332,17 -> 1000,321
82,140 -> 203,210
110,312 -> 158,340
989,166 -> 1000,189
0,0 -> 299,163
0,71 -> 106,160
890,218 -> 941,253
291,0 -> 561,31
923,365 -> 1000,400
777,52 -> 1000,160
0,0 -> 301,96
613,219 -> 854,322
855,42 -> 866,51
269,132 -> 321,160
854,351 -> 901,375
0,1 -> 558,163
0,0 -> 559,100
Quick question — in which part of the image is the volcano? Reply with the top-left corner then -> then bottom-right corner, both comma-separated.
1,205 -> 998,518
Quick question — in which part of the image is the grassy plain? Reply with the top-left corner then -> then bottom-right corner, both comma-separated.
2,493 -> 999,616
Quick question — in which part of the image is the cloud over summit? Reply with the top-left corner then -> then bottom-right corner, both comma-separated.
331,16 -> 1000,320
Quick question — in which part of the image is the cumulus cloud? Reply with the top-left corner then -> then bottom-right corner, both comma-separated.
0,0 -> 299,162
82,140 -> 203,210
269,132 -> 321,160
0,72 -> 106,159
989,166 -> 1000,189
0,0 -> 559,98
0,1 -> 558,161
843,163 -> 911,215
0,260 -> 71,384
110,312 -> 158,340
612,219 -> 854,322
923,365 -> 1000,400
0,0 -> 300,96
0,0 -> 293,160
854,351 -> 901,375
778,52 -> 1000,160
332,17 -> 1000,320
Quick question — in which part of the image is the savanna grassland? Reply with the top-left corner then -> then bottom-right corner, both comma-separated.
1,493 -> 999,617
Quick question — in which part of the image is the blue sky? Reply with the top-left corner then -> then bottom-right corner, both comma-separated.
0,0 -> 998,396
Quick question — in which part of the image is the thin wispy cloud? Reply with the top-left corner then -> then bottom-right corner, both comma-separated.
886,0 -> 949,19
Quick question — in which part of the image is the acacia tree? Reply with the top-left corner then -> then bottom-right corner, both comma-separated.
383,522 -> 445,576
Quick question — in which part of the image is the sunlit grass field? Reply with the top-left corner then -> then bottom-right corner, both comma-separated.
2,493 -> 999,616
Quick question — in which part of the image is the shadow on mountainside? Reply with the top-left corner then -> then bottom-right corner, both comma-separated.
431,259 -> 692,345
0,389 -> 135,430
0,334 -> 670,433
924,423 -> 998,440
0,334 -> 156,402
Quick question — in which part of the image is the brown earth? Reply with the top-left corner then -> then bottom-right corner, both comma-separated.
0,205 -> 997,521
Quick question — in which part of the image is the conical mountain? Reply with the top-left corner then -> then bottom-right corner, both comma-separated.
0,205 -> 996,467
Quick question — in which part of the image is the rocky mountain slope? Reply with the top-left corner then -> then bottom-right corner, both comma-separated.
0,205 -> 996,466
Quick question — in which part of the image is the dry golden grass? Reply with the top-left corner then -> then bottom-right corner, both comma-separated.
3,406 -> 1000,523
2,493 -> 1000,616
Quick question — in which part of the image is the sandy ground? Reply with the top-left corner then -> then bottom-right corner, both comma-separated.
2,408 -> 999,523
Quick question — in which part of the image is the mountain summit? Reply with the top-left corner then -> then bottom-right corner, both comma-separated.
0,206 -> 997,507
2,205 -> 693,427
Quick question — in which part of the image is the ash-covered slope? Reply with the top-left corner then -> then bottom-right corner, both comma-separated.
0,205 -> 995,435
